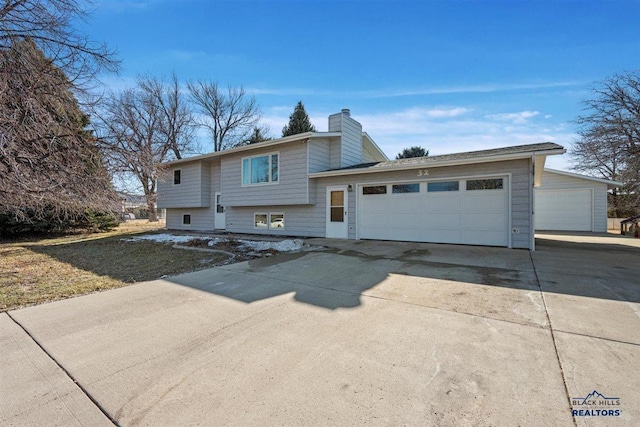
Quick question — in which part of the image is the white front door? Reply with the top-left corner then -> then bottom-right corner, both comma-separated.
214,192 -> 225,229
326,186 -> 349,238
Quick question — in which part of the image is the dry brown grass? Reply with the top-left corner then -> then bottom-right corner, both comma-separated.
0,221 -> 227,311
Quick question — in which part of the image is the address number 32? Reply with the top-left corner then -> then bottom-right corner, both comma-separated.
417,169 -> 429,177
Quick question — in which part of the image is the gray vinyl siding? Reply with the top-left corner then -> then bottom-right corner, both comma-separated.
221,141 -> 309,207
340,115 -> 363,167
536,170 -> 608,232
308,139 -> 331,173
157,161 -> 210,208
225,205 -> 325,237
362,144 -> 379,162
327,112 -> 362,168
210,158 -> 221,206
166,208 -> 214,231
329,139 -> 341,170
222,159 -> 532,248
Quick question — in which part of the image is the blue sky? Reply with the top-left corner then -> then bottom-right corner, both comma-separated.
82,0 -> 640,171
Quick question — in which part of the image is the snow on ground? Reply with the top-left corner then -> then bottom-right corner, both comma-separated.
238,239 -> 305,252
123,233 -> 307,252
122,233 -> 209,244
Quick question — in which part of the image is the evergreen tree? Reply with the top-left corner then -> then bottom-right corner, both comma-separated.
282,101 -> 316,136
246,126 -> 272,144
396,146 -> 429,159
0,38 -> 118,234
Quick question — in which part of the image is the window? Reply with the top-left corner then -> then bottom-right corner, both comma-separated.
182,214 -> 191,225
173,169 -> 181,185
428,181 -> 459,192
466,178 -> 503,190
254,213 -> 268,229
254,213 -> 285,230
242,153 -> 279,185
392,183 -> 420,193
270,213 -> 284,229
362,185 -> 387,195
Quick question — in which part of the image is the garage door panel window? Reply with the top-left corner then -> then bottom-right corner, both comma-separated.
392,183 -> 420,194
362,185 -> 387,195
427,181 -> 459,192
466,178 -> 503,190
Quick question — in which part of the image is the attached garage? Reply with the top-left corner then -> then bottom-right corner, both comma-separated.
358,177 -> 509,247
534,169 -> 622,233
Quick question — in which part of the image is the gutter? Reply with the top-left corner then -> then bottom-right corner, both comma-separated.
308,148 -> 566,178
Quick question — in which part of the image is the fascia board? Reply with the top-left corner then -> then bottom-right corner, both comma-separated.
309,149 -> 566,178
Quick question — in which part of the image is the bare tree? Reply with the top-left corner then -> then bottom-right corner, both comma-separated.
96,75 -> 195,221
571,72 -> 640,216
188,81 -> 261,151
0,38 -> 117,228
0,0 -> 118,91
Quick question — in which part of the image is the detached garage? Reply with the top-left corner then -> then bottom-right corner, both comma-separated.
534,169 -> 623,232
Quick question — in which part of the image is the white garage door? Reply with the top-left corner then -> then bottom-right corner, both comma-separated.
535,189 -> 592,231
358,177 -> 509,247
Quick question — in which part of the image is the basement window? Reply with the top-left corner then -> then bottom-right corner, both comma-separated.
182,214 -> 191,225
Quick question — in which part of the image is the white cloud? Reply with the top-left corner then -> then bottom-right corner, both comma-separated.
485,111 -> 540,124
246,80 -> 583,99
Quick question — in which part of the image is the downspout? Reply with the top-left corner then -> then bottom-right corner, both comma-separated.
530,154 -> 536,251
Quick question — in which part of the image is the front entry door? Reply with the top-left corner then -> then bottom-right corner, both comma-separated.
214,192 -> 225,229
326,186 -> 348,238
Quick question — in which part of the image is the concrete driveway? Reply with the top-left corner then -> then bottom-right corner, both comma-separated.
2,233 -> 639,426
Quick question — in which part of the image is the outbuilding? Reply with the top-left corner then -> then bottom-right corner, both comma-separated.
534,169 -> 623,232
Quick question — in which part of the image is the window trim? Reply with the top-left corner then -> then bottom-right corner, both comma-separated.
182,213 -> 191,226
362,185 -> 387,195
173,169 -> 182,186
254,212 -> 285,230
269,212 -> 285,230
427,180 -> 460,192
466,178 -> 504,191
242,152 -> 280,187
392,183 -> 421,194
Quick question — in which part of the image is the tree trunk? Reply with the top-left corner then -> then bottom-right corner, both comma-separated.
147,198 -> 158,222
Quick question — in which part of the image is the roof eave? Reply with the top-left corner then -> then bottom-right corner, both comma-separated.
165,131 -> 341,165
544,168 -> 625,187
309,148 -> 565,178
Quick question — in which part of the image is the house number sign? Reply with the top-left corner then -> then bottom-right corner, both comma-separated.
417,169 -> 429,177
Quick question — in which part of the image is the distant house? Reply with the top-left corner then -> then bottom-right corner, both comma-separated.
534,169 -> 623,232
158,109 -> 565,250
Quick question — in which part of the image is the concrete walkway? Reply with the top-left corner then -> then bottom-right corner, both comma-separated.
2,234 -> 638,426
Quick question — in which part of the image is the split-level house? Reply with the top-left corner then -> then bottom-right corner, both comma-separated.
158,109 -> 565,250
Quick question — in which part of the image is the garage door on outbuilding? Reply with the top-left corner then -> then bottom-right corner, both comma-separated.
534,169 -> 623,233
358,176 -> 509,247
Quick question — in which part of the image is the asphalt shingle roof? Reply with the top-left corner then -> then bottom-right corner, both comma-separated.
328,142 -> 564,172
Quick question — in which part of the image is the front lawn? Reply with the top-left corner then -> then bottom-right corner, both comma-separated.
0,221 -> 228,311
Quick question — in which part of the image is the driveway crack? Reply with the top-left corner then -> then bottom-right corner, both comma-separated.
529,252 -> 577,427
6,311 -> 120,427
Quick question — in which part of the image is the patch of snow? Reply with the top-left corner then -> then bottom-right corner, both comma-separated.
122,233 -> 210,244
238,239 -> 305,252
207,238 -> 229,246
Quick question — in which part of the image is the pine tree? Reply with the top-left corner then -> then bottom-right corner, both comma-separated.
282,101 -> 316,136
396,146 -> 429,159
0,38 -> 118,234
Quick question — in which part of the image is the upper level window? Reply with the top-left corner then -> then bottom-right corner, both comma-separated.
242,153 -> 279,185
173,169 -> 181,185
